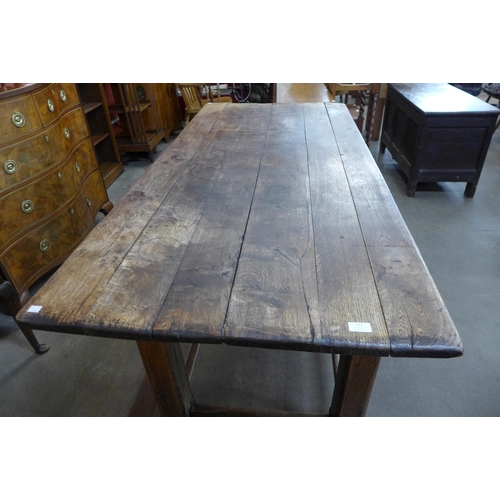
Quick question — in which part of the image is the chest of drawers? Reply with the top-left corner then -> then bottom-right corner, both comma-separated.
0,83 -> 113,353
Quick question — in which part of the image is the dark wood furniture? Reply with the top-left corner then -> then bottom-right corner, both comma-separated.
76,84 -> 124,188
380,83 -> 500,197
104,83 -> 164,161
0,83 -> 112,354
17,103 -> 463,415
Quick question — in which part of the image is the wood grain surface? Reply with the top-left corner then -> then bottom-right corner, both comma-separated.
17,102 -> 463,358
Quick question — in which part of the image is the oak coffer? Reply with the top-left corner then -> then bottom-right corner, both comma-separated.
380,83 -> 500,197
0,83 -> 112,353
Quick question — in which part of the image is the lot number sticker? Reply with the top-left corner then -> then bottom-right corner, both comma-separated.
348,322 -> 372,333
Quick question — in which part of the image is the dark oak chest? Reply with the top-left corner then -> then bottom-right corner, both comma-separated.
380,83 -> 500,197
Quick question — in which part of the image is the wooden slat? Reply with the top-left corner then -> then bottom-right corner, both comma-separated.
303,103 -> 390,354
224,104 -> 320,349
84,105 -> 252,337
191,404 -> 327,417
16,104 -> 229,335
326,103 -> 462,357
153,104 -> 273,342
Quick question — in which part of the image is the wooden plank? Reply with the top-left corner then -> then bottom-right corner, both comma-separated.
84,104 -> 253,338
154,104 -> 273,342
16,104 -> 228,336
369,245 -> 463,357
191,404 -> 327,417
224,104 -> 321,349
303,103 -> 390,354
225,103 -> 390,353
326,103 -> 463,358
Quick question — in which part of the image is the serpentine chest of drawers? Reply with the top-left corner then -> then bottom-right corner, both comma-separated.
0,83 -> 113,353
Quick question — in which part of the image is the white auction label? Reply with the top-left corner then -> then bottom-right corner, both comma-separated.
348,322 -> 372,333
27,305 -> 43,313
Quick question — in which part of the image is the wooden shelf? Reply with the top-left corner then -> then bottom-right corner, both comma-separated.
76,84 -> 124,189
99,160 -> 124,187
83,102 -> 102,114
108,102 -> 151,114
91,133 -> 109,147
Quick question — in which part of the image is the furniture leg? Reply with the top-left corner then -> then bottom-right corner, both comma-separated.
1,281 -> 50,354
372,83 -> 387,141
329,355 -> 380,417
406,178 -> 418,197
136,340 -> 194,416
99,201 -> 114,215
464,182 -> 477,198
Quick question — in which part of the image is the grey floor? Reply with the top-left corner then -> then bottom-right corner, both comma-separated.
2,95 -> 500,417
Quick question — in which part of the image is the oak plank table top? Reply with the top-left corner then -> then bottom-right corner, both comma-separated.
17,102 -> 463,417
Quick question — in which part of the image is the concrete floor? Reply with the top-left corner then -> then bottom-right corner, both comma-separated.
1,86 -> 500,417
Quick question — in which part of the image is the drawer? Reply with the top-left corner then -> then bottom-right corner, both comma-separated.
0,170 -> 107,294
0,95 -> 43,143
32,84 -> 80,126
1,108 -> 90,193
0,140 -> 99,250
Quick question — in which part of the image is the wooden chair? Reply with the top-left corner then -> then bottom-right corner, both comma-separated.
325,83 -> 381,146
177,84 -> 232,126
176,84 -> 204,126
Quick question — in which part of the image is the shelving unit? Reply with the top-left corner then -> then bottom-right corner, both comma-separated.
104,83 -> 164,162
76,83 -> 124,188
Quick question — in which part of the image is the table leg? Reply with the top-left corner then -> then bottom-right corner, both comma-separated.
464,181 -> 477,198
329,355 -> 381,417
136,341 -> 194,416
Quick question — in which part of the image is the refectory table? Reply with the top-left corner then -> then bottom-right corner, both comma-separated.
17,102 -> 463,416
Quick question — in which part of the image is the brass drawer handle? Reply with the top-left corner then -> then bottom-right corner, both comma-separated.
64,127 -> 70,139
4,159 -> 18,174
60,89 -> 67,102
39,239 -> 50,252
21,199 -> 34,213
47,99 -> 55,112
86,197 -> 92,207
75,162 -> 81,173
12,111 -> 25,128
